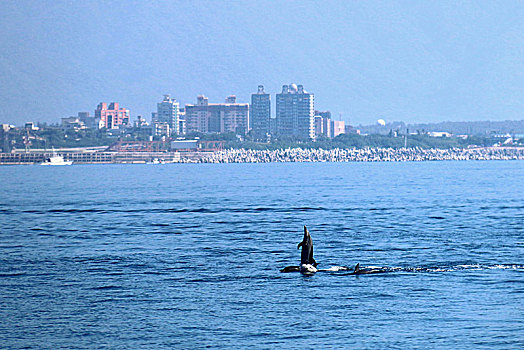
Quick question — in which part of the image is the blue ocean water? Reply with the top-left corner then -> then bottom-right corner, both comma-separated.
0,161 -> 523,349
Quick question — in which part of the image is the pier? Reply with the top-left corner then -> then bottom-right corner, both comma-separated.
0,151 -> 181,165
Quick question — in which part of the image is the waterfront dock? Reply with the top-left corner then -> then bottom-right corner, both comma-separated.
0,151 -> 181,165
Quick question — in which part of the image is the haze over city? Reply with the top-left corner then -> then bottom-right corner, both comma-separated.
1,1 -> 522,126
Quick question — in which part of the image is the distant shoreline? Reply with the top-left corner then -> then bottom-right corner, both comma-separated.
1,146 -> 523,165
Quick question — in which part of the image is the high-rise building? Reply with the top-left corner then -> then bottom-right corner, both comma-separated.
314,111 -> 331,138
323,118 -> 331,137
154,95 -> 180,135
251,85 -> 271,140
314,116 -> 324,137
314,111 -> 345,138
315,110 -> 331,120
178,107 -> 186,135
276,84 -> 314,140
269,118 -> 277,135
95,102 -> 130,129
185,95 -> 249,134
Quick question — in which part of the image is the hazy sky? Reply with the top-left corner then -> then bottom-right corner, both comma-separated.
0,1 -> 522,126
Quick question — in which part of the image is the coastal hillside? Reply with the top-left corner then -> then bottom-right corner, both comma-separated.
359,120 -> 524,136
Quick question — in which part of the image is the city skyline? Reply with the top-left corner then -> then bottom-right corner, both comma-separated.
14,85 -> 342,142
3,86 -> 524,132
1,1 -> 523,126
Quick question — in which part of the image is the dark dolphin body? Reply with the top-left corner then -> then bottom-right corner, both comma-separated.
347,263 -> 389,275
297,226 -> 317,267
280,226 -> 317,273
280,265 -> 300,273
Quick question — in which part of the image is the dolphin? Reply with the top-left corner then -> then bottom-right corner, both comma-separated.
280,225 -> 318,273
348,263 -> 389,275
297,226 -> 318,274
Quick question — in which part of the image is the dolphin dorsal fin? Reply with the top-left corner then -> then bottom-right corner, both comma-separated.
354,263 -> 360,273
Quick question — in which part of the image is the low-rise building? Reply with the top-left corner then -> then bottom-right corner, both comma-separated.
1,124 -> 14,132
332,120 -> 345,138
344,125 -> 360,135
61,117 -> 86,131
24,122 -> 39,131
428,131 -> 452,137
134,116 -> 149,128
153,122 -> 170,137
77,112 -> 99,129
171,139 -> 199,151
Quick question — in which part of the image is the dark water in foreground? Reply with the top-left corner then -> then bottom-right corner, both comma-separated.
0,161 -> 523,349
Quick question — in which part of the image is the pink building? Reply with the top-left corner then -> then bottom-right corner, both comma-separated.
95,102 -> 130,129
332,120 -> 345,137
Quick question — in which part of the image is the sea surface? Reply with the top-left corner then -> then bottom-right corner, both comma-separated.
0,161 -> 523,349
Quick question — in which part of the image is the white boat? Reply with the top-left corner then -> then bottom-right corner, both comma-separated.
41,150 -> 73,166
147,158 -> 166,164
